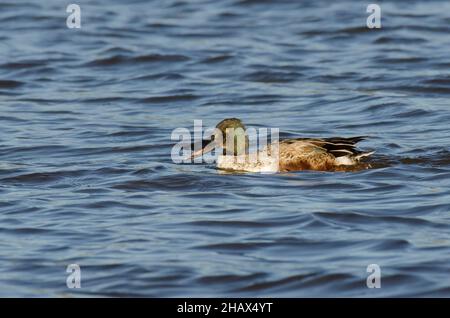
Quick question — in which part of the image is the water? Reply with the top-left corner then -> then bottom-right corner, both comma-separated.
1,0 -> 450,297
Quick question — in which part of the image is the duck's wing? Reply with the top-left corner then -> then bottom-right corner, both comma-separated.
280,136 -> 368,158
276,139 -> 337,171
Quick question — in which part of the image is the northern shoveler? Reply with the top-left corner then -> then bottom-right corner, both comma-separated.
191,118 -> 374,173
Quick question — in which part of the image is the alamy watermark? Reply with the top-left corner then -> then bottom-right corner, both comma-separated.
65,4 -> 381,30
367,4 -> 381,29
66,4 -> 81,29
366,264 -> 381,288
66,264 -> 81,289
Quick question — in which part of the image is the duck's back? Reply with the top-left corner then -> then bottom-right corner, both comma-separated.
278,136 -> 371,172
278,140 -> 336,172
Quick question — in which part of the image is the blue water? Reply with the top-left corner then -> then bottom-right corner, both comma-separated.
1,0 -> 450,297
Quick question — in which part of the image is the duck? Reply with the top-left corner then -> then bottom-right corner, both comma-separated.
190,118 -> 374,173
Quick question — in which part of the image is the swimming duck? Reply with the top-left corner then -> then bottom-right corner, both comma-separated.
191,118 -> 374,173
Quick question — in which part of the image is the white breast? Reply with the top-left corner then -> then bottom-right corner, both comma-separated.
217,154 -> 279,173
335,156 -> 356,166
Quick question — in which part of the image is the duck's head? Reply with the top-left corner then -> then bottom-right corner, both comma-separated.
191,118 -> 249,159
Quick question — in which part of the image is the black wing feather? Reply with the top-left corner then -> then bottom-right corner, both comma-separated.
281,136 -> 368,158
320,136 -> 367,157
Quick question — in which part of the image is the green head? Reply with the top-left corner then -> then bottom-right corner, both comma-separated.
215,118 -> 249,156
191,118 -> 249,159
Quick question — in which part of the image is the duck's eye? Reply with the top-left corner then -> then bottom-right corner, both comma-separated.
211,135 -> 215,141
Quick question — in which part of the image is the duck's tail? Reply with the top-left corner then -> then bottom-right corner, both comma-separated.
354,150 -> 376,161
335,150 -> 375,166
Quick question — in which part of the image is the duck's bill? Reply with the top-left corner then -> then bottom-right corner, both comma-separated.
190,140 -> 218,159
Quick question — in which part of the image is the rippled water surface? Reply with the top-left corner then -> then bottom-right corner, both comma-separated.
1,0 -> 450,297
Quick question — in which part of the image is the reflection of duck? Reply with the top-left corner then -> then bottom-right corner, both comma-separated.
191,118 -> 374,173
